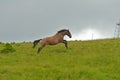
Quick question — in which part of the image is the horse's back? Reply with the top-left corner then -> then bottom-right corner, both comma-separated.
41,35 -> 60,45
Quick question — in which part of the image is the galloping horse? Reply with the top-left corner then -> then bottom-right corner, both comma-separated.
33,29 -> 72,53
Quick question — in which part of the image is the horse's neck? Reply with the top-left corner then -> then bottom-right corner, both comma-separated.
54,33 -> 64,38
58,33 -> 66,38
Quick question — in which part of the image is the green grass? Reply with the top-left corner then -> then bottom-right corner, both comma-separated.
0,38 -> 120,80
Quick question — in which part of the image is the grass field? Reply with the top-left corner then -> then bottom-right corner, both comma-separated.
0,39 -> 120,80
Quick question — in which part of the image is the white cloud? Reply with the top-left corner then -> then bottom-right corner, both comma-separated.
66,28 -> 106,40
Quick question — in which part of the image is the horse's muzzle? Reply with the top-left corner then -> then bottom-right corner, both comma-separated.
69,35 -> 72,38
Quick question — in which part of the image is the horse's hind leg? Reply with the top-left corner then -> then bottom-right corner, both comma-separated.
37,44 -> 46,54
37,47 -> 42,53
63,40 -> 68,49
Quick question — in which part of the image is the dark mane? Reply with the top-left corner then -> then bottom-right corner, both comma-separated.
57,29 -> 68,33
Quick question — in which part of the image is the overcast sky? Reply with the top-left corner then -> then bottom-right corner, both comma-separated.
0,0 -> 120,42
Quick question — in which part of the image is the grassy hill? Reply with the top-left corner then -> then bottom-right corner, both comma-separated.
0,39 -> 120,80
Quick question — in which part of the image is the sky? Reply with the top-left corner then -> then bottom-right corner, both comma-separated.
0,0 -> 120,42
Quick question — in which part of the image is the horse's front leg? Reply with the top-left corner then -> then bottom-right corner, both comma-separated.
63,40 -> 68,49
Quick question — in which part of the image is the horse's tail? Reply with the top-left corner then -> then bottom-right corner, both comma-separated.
32,39 -> 42,48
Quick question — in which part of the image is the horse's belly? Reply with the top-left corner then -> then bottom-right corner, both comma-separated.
48,41 -> 58,45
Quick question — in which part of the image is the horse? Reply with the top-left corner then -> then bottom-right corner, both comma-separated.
33,29 -> 72,54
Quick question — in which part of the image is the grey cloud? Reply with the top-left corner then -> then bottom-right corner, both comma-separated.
0,0 -> 120,42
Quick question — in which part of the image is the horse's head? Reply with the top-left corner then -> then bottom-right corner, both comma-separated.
66,29 -> 72,38
57,29 -> 72,38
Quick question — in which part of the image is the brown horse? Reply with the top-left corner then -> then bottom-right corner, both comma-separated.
33,29 -> 72,53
